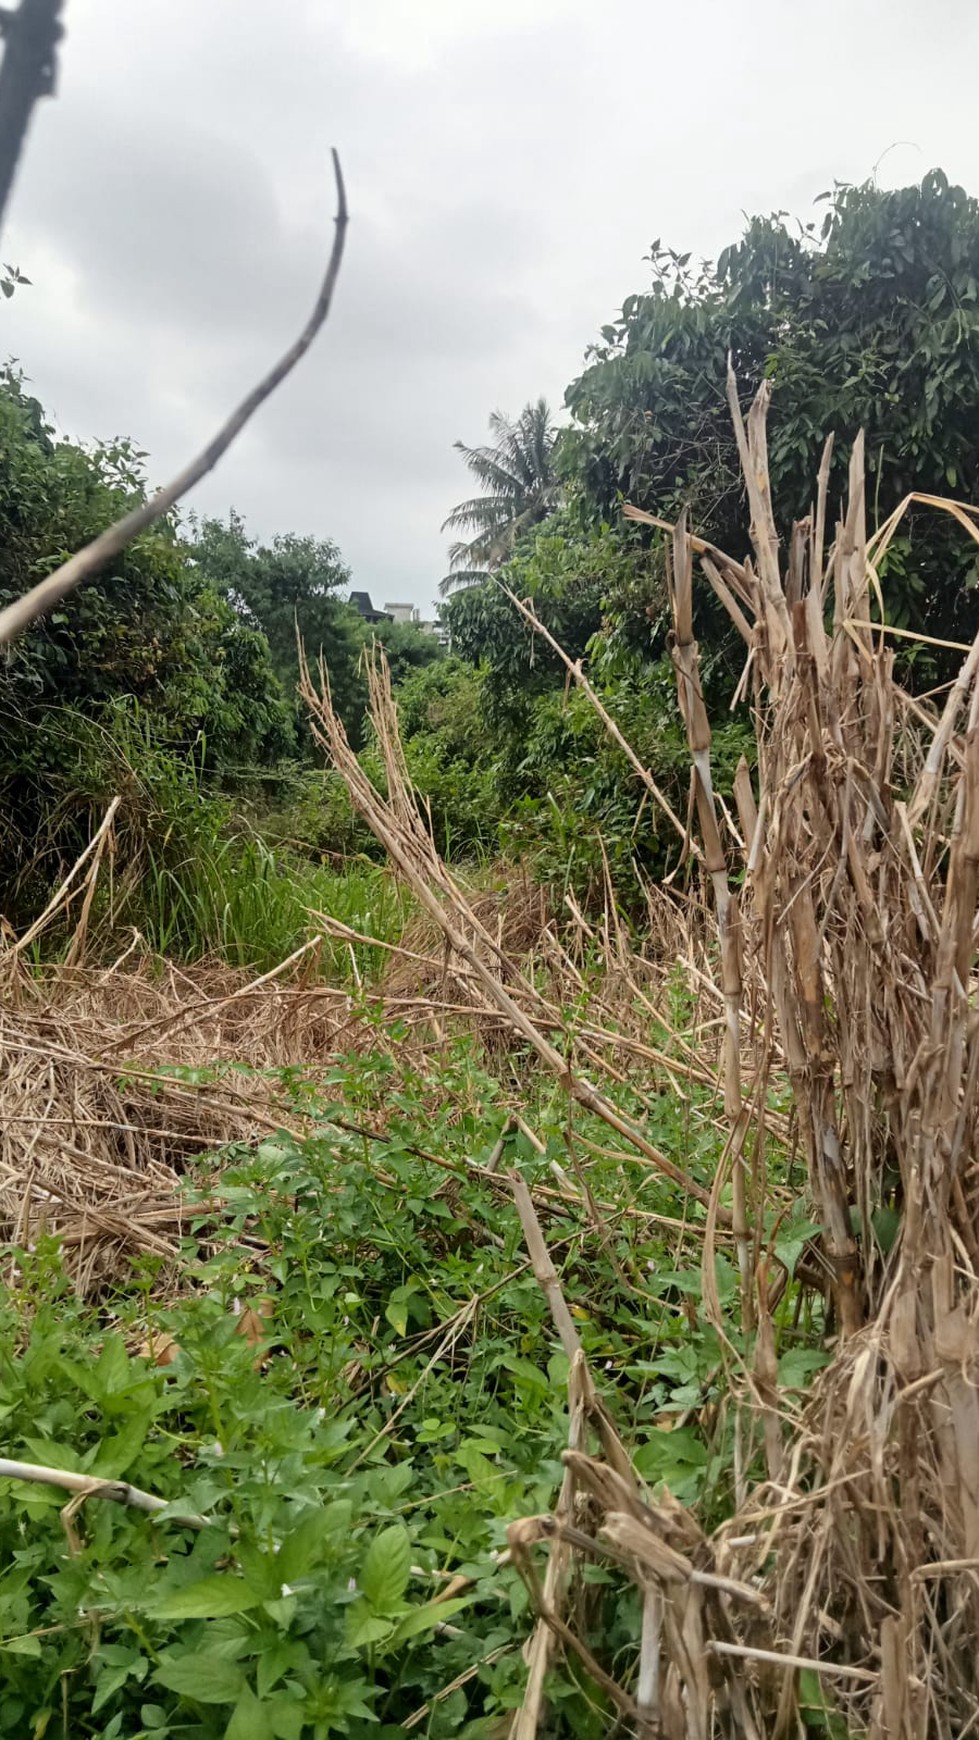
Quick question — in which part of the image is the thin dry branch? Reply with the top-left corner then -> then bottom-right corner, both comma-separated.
667,512 -> 751,1326
0,150 -> 348,647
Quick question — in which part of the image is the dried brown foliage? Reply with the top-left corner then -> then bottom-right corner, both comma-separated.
0,931 -> 476,1294
303,374 -> 979,1735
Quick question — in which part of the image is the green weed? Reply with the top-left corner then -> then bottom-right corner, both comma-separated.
0,1038 -> 819,1737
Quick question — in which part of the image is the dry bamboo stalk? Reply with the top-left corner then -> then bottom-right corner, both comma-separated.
0,1457 -> 212,1530
725,365 -> 793,672
668,512 -> 752,1327
10,798 -> 121,958
709,1640 -> 876,1682
700,554 -> 755,643
636,1585 -> 663,1730
811,432 -> 835,606
509,1172 -> 584,1367
300,646 -> 725,1216
622,501 -> 754,600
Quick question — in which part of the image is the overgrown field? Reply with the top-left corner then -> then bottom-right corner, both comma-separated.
8,184 -> 979,1731
0,968 -> 811,1740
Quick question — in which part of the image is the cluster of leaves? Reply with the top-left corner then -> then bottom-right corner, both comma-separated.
0,1030 -> 829,1738
561,169 -> 979,659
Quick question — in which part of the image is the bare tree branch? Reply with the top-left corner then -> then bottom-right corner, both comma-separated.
0,148 -> 349,648
0,0 -> 65,233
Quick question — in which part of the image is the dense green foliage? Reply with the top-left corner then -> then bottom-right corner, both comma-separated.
0,1036 -> 822,1738
433,513 -> 751,895
188,516 -> 441,751
0,370 -> 438,946
562,170 -> 979,652
0,378 -> 291,762
9,169 -> 979,948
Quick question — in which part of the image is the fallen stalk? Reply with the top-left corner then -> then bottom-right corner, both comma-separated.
0,1457 -> 213,1531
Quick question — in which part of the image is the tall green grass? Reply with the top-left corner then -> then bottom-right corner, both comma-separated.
2,700 -> 410,977
139,835 -> 409,975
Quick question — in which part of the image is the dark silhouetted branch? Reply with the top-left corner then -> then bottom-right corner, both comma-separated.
0,0 -> 65,232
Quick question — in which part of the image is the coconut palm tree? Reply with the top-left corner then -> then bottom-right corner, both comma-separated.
439,399 -> 560,595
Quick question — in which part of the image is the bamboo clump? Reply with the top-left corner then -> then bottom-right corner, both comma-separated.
304,372 -> 979,1735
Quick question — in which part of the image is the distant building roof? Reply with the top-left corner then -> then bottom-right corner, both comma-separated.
348,590 -> 391,623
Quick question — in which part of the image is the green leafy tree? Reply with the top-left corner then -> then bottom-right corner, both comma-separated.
0,369 -> 295,911
441,513 -> 634,722
368,614 -> 443,687
190,513 -> 441,746
563,169 -> 979,656
0,372 -> 290,761
440,398 -> 561,593
188,511 -> 363,726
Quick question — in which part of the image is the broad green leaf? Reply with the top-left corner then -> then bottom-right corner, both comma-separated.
634,1427 -> 709,1496
358,1524 -> 411,1612
226,1684 -> 275,1740
778,1347 -> 831,1390
0,1634 -> 42,1657
872,1205 -> 901,1254
774,1216 -> 821,1277
345,1602 -> 395,1649
256,1638 -> 308,1699
267,1699 -> 306,1740
457,1441 -> 503,1491
90,1409 -> 155,1479
96,1335 -> 132,1396
384,1594 -> 473,1650
498,1354 -> 549,1392
261,1595 -> 297,1628
93,1663 -> 131,1713
276,1500 -> 353,1583
155,1651 -> 245,1704
148,1576 -> 263,1620
236,1541 -> 282,1601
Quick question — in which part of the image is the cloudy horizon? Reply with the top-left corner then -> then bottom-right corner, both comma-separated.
2,0 -> 978,616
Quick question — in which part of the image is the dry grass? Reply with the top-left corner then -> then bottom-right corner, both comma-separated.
0,838 -> 723,1300
0,937 -> 475,1293
302,377 -> 979,1736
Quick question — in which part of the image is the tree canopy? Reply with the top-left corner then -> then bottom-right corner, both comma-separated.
0,371 -> 290,767
562,169 -> 979,653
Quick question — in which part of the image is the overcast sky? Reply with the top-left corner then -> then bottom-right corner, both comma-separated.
2,0 -> 978,614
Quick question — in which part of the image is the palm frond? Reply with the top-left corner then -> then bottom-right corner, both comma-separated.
438,566 -> 491,596
441,398 -> 562,584
440,494 -> 521,537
